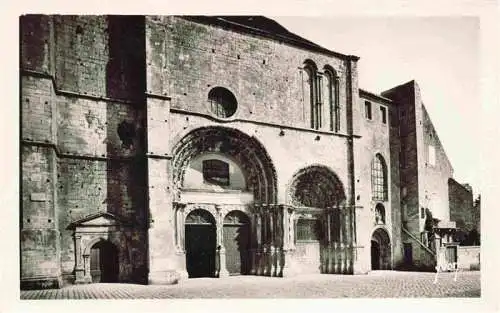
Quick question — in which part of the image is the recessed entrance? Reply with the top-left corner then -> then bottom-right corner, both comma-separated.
371,228 -> 391,270
223,211 -> 250,275
185,209 -> 217,278
89,240 -> 119,283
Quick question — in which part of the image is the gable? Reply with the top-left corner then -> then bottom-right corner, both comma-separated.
68,212 -> 131,229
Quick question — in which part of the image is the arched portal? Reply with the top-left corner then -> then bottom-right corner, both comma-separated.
223,211 -> 251,275
89,240 -> 119,283
371,228 -> 391,270
287,165 -> 348,274
289,165 -> 346,209
172,126 -> 277,204
185,209 -> 217,278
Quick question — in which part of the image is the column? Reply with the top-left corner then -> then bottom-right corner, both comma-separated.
345,205 -> 352,274
249,212 -> 257,275
83,254 -> 91,283
269,206 -> 277,277
255,207 -> 264,276
326,210 -> 334,274
216,205 -> 229,277
262,206 -> 269,276
276,206 -> 284,277
74,234 -> 86,283
281,206 -> 298,277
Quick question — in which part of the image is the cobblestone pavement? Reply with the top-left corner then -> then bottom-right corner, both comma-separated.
20,270 -> 480,299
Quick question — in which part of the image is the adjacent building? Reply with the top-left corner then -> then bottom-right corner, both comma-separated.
20,15 -> 478,289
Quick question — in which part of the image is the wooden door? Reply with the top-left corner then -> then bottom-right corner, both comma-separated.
223,211 -> 250,275
185,209 -> 217,278
90,240 -> 119,283
185,224 -> 216,278
90,246 -> 101,283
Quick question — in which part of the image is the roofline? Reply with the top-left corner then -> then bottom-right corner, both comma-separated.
359,88 -> 394,105
179,16 -> 360,62
380,80 -> 416,97
448,177 -> 473,195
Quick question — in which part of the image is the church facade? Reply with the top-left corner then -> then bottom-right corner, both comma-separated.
20,15 -> 471,289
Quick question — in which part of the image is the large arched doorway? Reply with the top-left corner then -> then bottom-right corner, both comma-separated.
288,165 -> 348,274
223,211 -> 250,275
371,228 -> 391,270
89,240 -> 119,283
185,209 -> 217,278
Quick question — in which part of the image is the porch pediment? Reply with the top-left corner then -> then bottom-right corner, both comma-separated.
68,212 -> 131,229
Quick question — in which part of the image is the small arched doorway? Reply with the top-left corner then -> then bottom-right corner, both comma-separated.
371,228 -> 391,270
89,240 -> 119,283
223,211 -> 250,275
185,209 -> 217,278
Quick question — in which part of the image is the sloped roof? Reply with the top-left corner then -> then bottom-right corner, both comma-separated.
181,16 -> 359,61
68,212 -> 132,229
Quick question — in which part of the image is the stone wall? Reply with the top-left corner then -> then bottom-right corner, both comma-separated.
147,16 -> 356,135
449,178 -> 474,232
457,246 -> 480,270
419,104 -> 453,223
145,16 -> 361,278
21,15 -> 148,288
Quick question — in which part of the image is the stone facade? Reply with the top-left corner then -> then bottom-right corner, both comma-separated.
20,15 -> 476,289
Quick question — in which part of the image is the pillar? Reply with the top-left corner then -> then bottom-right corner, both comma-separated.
216,205 -> 229,277
74,235 -> 86,284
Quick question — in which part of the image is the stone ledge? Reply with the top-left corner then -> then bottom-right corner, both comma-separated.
21,275 -> 63,290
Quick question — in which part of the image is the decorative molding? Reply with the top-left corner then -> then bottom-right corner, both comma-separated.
170,109 -> 361,139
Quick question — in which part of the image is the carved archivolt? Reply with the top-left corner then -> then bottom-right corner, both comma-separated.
171,127 -> 278,203
287,165 -> 346,209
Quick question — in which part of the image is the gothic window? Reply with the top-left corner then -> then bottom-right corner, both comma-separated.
375,203 -> 386,224
372,154 -> 388,201
303,60 -> 321,130
208,87 -> 238,118
202,159 -> 230,186
324,66 -> 340,132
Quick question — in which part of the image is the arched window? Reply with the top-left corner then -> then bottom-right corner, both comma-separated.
324,66 -> 340,132
372,154 -> 388,201
375,203 -> 386,224
202,159 -> 230,186
303,60 -> 321,130
208,87 -> 238,118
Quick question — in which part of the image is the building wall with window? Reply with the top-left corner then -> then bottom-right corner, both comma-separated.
151,15 -> 362,278
21,15 -> 150,289
382,81 -> 454,269
356,90 -> 402,272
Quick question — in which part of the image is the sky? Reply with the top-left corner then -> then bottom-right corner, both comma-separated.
273,16 -> 481,198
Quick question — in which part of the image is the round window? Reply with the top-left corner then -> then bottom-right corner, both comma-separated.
208,87 -> 238,118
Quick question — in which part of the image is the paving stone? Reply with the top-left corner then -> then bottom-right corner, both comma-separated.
20,271 -> 480,299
